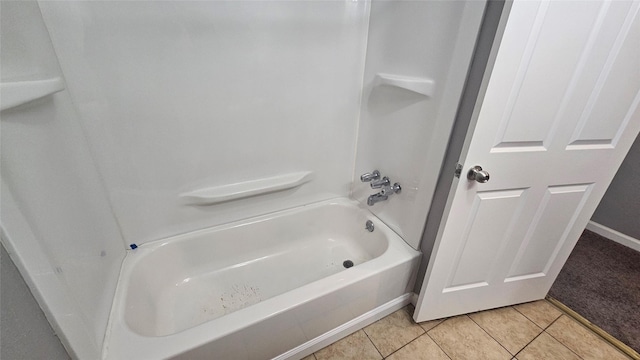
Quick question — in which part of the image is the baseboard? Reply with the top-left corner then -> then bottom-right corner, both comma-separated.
586,221 -> 640,253
273,293 -> 412,360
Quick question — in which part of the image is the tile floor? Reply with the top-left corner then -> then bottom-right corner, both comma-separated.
302,300 -> 631,360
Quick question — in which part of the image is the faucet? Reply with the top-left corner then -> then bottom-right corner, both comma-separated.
370,176 -> 390,189
367,192 -> 389,206
360,170 -> 380,182
360,170 -> 401,206
366,182 -> 402,206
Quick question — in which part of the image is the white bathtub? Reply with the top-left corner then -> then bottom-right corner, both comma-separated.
103,198 -> 420,360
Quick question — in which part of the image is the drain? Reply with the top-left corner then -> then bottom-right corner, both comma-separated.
343,260 -> 354,268
365,220 -> 374,232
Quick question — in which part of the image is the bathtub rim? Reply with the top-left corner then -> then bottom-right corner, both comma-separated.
102,197 -> 420,360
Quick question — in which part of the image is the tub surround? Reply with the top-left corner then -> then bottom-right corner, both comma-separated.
38,1 -> 371,246
1,1 -> 485,359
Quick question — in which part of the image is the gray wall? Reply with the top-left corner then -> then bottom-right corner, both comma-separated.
1,244 -> 70,360
591,135 -> 640,240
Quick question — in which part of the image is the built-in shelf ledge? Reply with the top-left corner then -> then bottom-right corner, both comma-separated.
181,171 -> 313,205
1,77 -> 65,111
375,73 -> 435,97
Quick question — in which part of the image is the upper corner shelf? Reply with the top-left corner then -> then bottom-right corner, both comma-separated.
0,77 -> 65,111
180,171 -> 314,206
375,73 -> 435,97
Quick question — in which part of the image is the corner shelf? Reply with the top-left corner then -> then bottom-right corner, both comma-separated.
375,73 -> 435,97
180,171 -> 313,205
1,77 -> 65,111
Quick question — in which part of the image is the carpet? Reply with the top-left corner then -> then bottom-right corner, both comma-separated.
548,229 -> 640,352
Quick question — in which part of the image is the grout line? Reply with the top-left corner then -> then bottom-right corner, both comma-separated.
362,328 -> 385,359
544,311 -> 563,330
541,315 -> 587,360
382,334 -> 417,359
421,318 -> 446,333
512,304 -> 551,331
383,327 -> 425,359
384,307 -> 450,359
546,296 -> 640,360
383,347 -> 401,358
467,312 -> 514,356
513,329 -> 545,359
425,332 -> 454,360
373,306 -> 426,359
379,330 -> 426,359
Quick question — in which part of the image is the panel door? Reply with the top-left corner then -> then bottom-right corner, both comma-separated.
415,0 -> 640,321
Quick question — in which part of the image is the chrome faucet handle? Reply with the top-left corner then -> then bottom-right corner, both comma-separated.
370,176 -> 390,189
381,182 -> 402,195
360,170 -> 381,182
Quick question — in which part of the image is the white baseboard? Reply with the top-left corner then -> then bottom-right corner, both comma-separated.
586,221 -> 640,252
273,293 -> 412,360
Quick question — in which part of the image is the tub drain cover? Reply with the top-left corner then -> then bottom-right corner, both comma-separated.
343,260 -> 354,268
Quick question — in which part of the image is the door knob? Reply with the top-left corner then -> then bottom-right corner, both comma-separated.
467,165 -> 490,183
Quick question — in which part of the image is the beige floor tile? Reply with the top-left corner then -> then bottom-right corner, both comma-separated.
364,307 -> 425,357
516,332 -> 580,360
314,330 -> 382,360
546,315 -> 630,360
427,315 -> 511,360
514,300 -> 562,329
419,318 -> 445,332
386,334 -> 450,360
469,306 -> 543,355
301,355 -> 316,360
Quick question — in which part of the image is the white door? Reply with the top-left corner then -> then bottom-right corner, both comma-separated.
415,0 -> 640,321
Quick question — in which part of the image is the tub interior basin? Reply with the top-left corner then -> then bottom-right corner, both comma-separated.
123,201 -> 389,337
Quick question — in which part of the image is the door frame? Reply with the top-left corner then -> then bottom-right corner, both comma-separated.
412,0 -> 512,297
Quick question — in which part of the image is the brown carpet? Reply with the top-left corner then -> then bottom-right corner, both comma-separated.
548,229 -> 640,352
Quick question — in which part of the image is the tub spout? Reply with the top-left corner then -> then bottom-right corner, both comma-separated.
367,192 -> 388,206
367,182 -> 401,206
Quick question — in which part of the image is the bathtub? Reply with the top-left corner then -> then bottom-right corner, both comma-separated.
103,198 -> 420,360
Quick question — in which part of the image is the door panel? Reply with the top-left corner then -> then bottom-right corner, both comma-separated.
446,189 -> 527,290
498,2 -> 601,147
506,184 -> 593,279
570,4 -> 640,146
415,0 -> 640,321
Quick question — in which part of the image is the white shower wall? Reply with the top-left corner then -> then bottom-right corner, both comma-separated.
38,0 -> 484,250
0,2 -> 125,358
352,1 -> 485,249
39,1 -> 371,246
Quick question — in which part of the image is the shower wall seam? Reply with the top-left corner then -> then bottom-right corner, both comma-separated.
35,2 -> 130,252
348,1 -> 373,200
